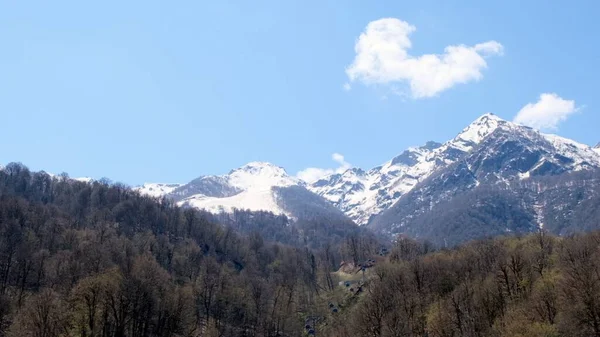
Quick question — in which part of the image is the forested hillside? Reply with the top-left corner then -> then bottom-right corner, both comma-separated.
2,162 -> 600,337
327,231 -> 600,337
0,163 -> 378,337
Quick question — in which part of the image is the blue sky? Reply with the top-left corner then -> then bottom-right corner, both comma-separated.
1,0 -> 598,185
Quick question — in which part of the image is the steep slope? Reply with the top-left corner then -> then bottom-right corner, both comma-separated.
137,162 -> 351,222
535,169 -> 600,235
370,118 -> 600,245
308,113 -> 507,225
595,142 -> 600,155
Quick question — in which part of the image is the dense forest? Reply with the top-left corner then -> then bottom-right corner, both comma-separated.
0,163 -> 377,337
331,233 -> 600,337
2,162 -> 600,336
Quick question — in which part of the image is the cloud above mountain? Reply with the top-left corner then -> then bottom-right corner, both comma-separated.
513,93 -> 578,131
297,153 -> 351,183
345,18 -> 503,98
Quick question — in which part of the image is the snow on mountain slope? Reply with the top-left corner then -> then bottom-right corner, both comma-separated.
541,134 -> 600,169
227,162 -> 298,190
135,183 -> 183,198
594,143 -> 600,155
307,113 -> 600,225
134,162 -> 323,217
308,114 -> 507,224
370,122 -> 600,244
449,112 -> 505,151
136,162 -> 351,222
180,186 -> 289,215
176,162 -> 300,216
309,143 -> 445,225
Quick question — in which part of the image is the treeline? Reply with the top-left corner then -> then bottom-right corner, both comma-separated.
327,232 -> 600,337
0,163 -> 378,337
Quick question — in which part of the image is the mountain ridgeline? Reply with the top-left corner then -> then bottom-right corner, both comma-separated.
136,162 -> 352,226
137,114 -> 600,246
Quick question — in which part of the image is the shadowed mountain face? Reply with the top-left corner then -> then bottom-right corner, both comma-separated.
369,120 -> 600,246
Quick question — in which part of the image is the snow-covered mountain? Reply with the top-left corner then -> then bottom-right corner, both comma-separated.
133,113 -> 598,244
136,162 -> 294,215
307,114 -> 600,226
135,162 -> 350,222
368,115 -> 600,244
308,114 -> 508,224
174,162 -> 299,216
135,183 -> 183,198
308,141 -> 445,225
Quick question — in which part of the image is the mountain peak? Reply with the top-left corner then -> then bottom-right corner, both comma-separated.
450,113 -> 511,151
139,161 -> 306,217
243,161 -> 281,168
477,112 -> 504,122
468,113 -> 508,130
595,142 -> 600,149
231,161 -> 289,176
238,161 -> 284,170
421,141 -> 443,150
227,161 -> 297,191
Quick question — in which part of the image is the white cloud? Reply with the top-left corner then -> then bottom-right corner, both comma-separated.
345,18 -> 503,98
297,153 -> 351,183
343,82 -> 352,91
513,93 -> 578,131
